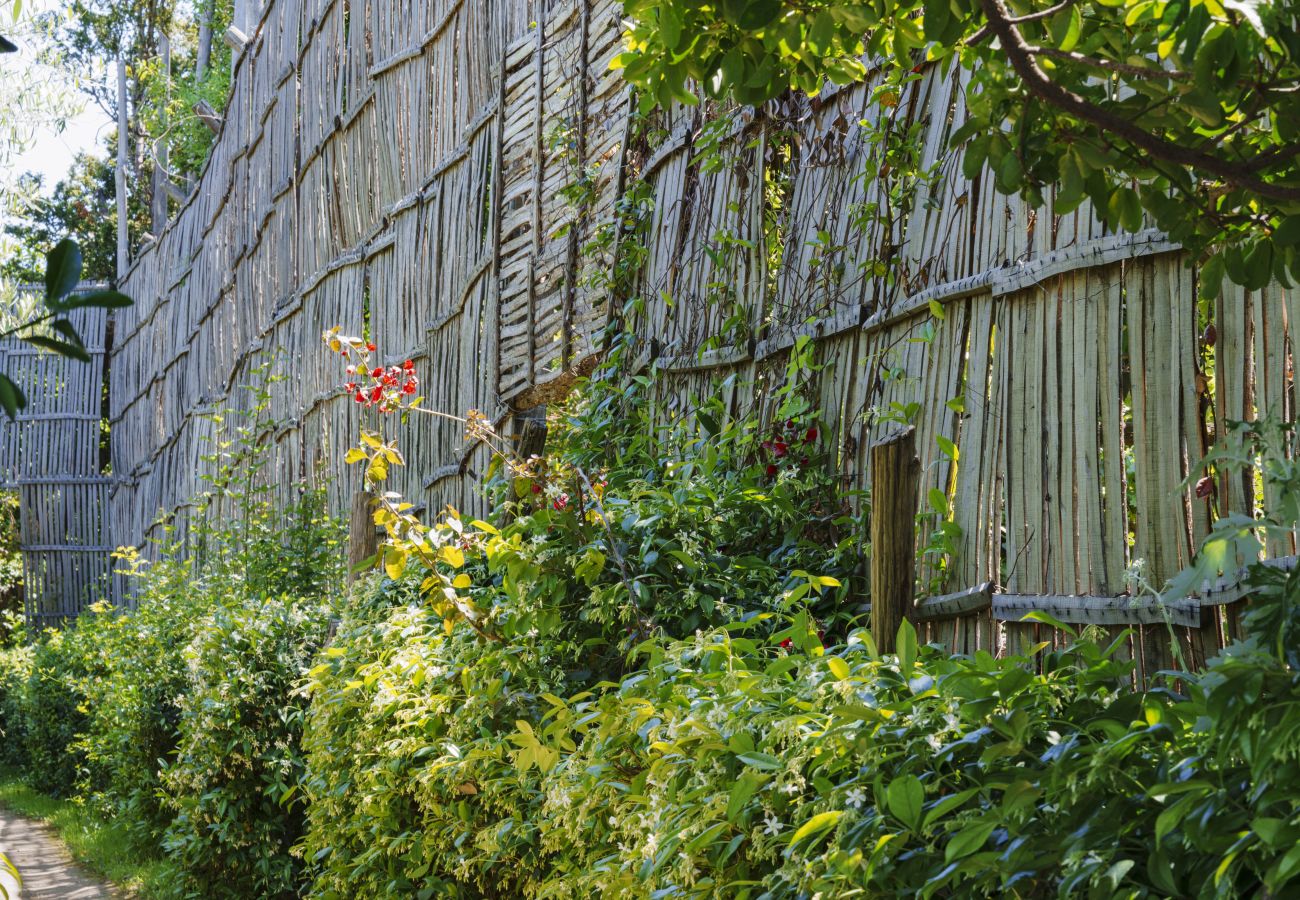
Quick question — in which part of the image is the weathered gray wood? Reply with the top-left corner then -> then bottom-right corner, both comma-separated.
871,428 -> 920,653
915,582 -> 993,622
347,491 -> 377,585
193,100 -> 223,135
993,593 -> 1202,628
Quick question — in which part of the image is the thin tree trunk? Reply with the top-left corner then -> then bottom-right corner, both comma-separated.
196,0 -> 213,81
151,32 -> 171,236
115,57 -> 130,281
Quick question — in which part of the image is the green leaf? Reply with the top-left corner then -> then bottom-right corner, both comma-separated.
44,238 -> 82,305
726,772 -> 764,822
1018,610 -> 1076,636
0,374 -> 26,420
897,619 -> 918,671
735,751 -> 782,771
886,775 -> 924,829
24,335 -> 90,363
922,787 -> 980,830
789,810 -> 843,847
55,289 -> 133,311
1274,217 -> 1300,247
736,0 -> 781,30
827,656 -> 850,680
1266,843 -> 1300,892
944,819 -> 996,862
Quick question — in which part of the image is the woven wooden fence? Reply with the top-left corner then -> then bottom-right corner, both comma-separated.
111,0 -> 1298,681
0,286 -> 113,624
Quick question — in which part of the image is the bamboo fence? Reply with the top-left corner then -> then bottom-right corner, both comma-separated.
108,0 -> 1299,681
0,285 -> 112,624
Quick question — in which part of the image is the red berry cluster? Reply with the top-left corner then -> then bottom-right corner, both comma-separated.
760,420 -> 818,477
329,339 -> 420,414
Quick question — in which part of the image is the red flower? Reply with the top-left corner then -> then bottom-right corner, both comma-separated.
780,638 -> 792,649
785,419 -> 795,431
531,483 -> 542,495
353,392 -> 365,404
402,381 -> 417,395
403,359 -> 415,371
772,441 -> 789,458
370,385 -> 383,402
371,367 -> 384,378
366,342 -> 377,352
805,426 -> 818,443
800,457 -> 809,467
766,463 -> 778,477
911,64 -> 924,74
553,493 -> 569,511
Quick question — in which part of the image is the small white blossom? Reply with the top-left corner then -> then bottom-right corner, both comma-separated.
845,786 -> 867,809
763,814 -> 783,836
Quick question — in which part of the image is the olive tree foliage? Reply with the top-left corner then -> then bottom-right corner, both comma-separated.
616,0 -> 1300,296
0,0 -> 83,186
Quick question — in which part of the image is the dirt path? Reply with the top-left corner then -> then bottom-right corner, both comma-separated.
0,808 -> 117,899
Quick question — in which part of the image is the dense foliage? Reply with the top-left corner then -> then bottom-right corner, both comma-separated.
617,0 -> 1300,296
1,356 -> 1299,898
0,378 -> 343,899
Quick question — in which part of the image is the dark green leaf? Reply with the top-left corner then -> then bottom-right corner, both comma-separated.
44,238 -> 83,305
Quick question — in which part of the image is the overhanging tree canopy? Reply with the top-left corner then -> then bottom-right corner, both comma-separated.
615,0 -> 1300,295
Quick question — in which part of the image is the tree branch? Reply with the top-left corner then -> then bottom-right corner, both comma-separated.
1006,0 -> 1076,23
979,0 -> 1300,201
1026,45 -> 1192,82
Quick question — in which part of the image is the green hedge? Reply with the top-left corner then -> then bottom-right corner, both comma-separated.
1,368 -> 1298,898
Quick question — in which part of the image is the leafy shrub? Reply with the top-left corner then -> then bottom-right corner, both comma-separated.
160,594 -> 334,899
72,585 -> 206,842
299,356 -> 1300,899
0,638 -> 32,768
19,623 -> 102,795
0,367 -> 345,898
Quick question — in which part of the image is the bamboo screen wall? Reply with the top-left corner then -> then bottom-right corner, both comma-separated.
112,0 -> 1298,682
0,288 -> 112,623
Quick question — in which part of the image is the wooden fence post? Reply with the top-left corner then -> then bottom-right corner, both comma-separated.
871,427 -> 920,653
347,490 -> 377,584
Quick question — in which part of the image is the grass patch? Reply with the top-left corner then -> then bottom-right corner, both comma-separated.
0,769 -> 171,897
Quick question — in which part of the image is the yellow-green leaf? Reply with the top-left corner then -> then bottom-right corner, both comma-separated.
441,545 -> 466,568
790,810 -> 843,847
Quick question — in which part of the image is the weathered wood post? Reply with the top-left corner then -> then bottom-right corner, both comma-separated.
513,406 -> 548,460
347,490 -> 377,585
871,427 -> 920,653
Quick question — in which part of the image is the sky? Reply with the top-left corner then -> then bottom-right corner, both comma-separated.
9,106 -> 110,185
1,0 -> 110,224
